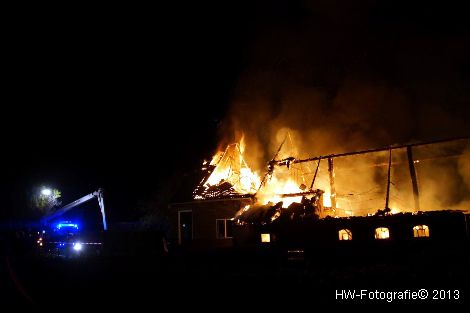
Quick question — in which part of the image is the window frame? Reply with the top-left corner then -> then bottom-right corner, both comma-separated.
413,225 -> 430,238
216,218 -> 233,239
338,229 -> 352,241
375,227 -> 390,240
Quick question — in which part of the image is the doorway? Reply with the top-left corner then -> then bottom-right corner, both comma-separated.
178,210 -> 193,245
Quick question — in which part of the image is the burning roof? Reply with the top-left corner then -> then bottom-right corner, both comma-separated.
193,140 -> 260,200
193,134 -> 470,218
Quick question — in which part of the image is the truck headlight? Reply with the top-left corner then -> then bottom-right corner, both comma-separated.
73,242 -> 83,251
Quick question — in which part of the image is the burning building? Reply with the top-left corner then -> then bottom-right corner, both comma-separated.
169,135 -> 327,249
169,135 -> 470,251
168,140 -> 255,249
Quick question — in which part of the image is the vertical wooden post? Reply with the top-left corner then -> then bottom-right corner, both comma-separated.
385,149 -> 392,209
328,157 -> 337,210
406,146 -> 421,211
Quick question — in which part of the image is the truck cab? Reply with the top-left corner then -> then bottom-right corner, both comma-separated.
38,221 -> 86,258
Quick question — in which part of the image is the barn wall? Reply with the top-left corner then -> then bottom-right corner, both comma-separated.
169,198 -> 253,249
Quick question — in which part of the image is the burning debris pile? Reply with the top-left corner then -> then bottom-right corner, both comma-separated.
234,189 -> 324,226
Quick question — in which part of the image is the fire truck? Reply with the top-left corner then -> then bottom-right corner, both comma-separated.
37,189 -> 107,258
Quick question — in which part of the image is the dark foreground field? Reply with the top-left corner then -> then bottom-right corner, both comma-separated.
1,240 -> 469,307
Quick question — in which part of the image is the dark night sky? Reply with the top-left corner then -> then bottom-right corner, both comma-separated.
2,1 -> 470,221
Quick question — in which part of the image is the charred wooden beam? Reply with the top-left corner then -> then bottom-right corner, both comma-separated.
309,158 -> 321,190
407,145 -> 421,211
385,149 -> 392,209
278,189 -> 323,198
275,136 -> 470,166
328,157 -> 337,210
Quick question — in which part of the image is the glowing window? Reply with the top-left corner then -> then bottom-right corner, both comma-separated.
338,229 -> 352,240
413,225 -> 429,238
261,233 -> 271,243
375,227 -> 390,239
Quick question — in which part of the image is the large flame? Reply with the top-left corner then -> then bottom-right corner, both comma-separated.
199,138 -> 406,218
198,126 -> 470,218
196,137 -> 261,197
257,177 -> 303,208
196,135 -> 334,209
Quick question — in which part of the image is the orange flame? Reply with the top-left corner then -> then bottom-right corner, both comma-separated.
256,178 -> 303,208
197,134 -> 330,210
197,137 -> 261,197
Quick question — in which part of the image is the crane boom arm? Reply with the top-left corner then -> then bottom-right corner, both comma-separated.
41,189 -> 107,230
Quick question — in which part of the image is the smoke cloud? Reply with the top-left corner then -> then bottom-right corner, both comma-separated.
216,1 -> 470,215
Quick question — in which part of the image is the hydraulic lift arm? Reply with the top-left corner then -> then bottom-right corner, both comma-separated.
41,188 -> 108,230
